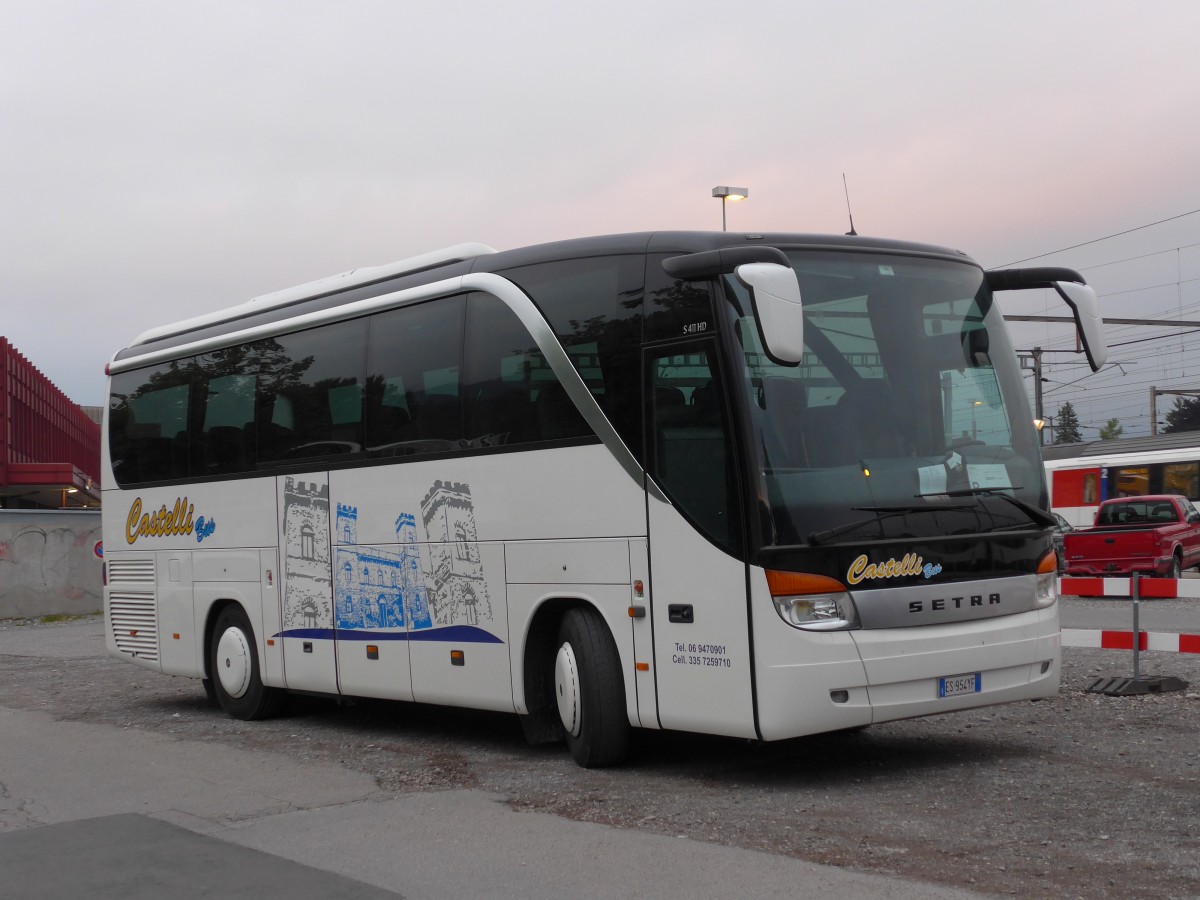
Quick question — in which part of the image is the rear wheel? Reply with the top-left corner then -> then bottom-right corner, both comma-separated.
209,605 -> 285,720
1168,554 -> 1182,579
553,607 -> 630,768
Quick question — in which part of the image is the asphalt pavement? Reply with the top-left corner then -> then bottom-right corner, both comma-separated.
0,617 -> 988,900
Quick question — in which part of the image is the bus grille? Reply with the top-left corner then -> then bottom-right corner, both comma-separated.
109,593 -> 159,661
107,558 -> 156,585
108,557 -> 158,661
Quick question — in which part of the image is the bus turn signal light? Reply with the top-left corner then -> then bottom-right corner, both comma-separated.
766,570 -> 847,597
765,569 -> 858,631
1035,551 -> 1058,608
1037,551 -> 1058,575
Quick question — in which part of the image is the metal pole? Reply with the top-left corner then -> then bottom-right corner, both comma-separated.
721,197 -> 727,232
1151,387 -> 1157,436
1033,347 -> 1044,445
1132,573 -> 1141,681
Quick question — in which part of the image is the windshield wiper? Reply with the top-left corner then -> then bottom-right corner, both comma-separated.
807,503 -> 970,546
936,486 -> 1057,528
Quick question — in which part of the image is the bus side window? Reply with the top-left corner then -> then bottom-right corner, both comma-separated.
648,345 -> 740,553
254,319 -> 366,463
497,255 -> 644,460
366,296 -> 465,456
108,361 -> 194,484
463,292 -> 590,447
199,372 -> 256,475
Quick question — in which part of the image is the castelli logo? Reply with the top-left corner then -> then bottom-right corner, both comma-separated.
846,553 -> 942,585
124,497 -> 215,545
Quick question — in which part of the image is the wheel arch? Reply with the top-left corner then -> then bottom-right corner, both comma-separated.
519,596 -> 590,725
516,593 -> 636,744
197,587 -> 263,682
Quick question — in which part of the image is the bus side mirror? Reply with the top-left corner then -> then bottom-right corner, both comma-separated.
735,262 -> 805,365
1052,281 -> 1107,371
986,267 -> 1108,372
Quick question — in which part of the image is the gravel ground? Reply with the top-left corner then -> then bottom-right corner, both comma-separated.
1,615 -> 1197,899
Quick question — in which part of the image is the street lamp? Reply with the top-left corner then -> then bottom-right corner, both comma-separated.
712,186 -> 748,231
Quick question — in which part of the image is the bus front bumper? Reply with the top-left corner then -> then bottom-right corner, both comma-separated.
755,608 -> 1060,740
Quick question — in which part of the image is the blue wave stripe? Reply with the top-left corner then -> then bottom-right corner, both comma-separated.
275,625 -> 504,645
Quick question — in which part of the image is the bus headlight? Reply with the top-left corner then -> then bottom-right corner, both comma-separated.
766,570 -> 859,631
1035,552 -> 1058,608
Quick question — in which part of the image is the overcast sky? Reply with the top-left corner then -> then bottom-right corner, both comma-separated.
4,0 -> 1200,437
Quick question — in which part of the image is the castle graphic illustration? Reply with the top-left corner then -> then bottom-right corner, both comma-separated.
281,477 -> 332,630
420,480 -> 492,627
334,507 -> 433,631
282,476 -> 491,634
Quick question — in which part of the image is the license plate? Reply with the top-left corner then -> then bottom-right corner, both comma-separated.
938,672 -> 981,698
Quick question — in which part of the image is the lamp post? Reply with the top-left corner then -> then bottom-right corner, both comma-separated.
712,186 -> 748,231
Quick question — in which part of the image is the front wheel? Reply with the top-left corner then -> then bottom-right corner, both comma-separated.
553,607 -> 630,768
209,605 -> 285,720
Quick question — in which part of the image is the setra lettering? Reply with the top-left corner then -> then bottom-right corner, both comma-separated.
910,593 -> 1003,613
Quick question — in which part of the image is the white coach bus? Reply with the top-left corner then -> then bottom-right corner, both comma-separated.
103,232 -> 1107,767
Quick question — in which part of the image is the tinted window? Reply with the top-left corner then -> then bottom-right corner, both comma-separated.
109,360 -> 196,484
109,284 -> 614,486
255,319 -> 367,464
499,255 -> 644,459
648,343 -> 740,552
366,297 -> 465,456
644,253 -> 716,343
462,292 -> 591,447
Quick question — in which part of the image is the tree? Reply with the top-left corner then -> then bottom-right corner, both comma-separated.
1053,401 -> 1083,444
1162,395 -> 1200,434
1098,418 -> 1124,440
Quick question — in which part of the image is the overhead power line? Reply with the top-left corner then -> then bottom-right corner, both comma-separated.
995,208 -> 1200,267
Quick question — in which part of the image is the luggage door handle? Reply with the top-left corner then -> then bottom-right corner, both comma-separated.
668,604 -> 694,624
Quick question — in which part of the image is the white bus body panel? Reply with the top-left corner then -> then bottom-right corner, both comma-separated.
155,550 -> 197,677
326,444 -> 645,713
276,472 -> 339,694
750,569 -> 873,740
408,542 -> 512,711
647,496 -> 755,739
504,538 -> 653,728
103,479 -> 280,676
751,563 -> 1060,739
850,606 -> 1060,721
626,539 -> 656,728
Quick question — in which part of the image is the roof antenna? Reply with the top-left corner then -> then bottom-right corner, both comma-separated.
842,173 -> 858,236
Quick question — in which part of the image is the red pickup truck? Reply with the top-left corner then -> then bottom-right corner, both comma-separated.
1063,494 -> 1200,578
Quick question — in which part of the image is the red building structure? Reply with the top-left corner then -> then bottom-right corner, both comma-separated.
0,337 -> 101,509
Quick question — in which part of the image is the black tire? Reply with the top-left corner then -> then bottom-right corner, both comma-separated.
1168,554 -> 1182,579
553,607 -> 630,768
209,605 -> 285,720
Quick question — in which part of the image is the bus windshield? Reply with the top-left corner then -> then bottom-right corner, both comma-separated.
726,250 -> 1046,548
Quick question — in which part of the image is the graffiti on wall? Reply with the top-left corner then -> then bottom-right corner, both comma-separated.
0,513 -> 103,617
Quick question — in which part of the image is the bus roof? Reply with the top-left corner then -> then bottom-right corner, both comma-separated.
112,230 -> 976,365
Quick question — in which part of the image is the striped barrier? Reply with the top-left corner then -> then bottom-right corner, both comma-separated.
1059,575 -> 1195,694
1059,577 -> 1200,599
1062,628 -> 1200,653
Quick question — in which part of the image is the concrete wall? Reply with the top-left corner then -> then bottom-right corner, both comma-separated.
0,510 -> 102,618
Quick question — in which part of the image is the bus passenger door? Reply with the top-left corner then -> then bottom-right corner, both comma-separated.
277,472 -> 340,693
644,342 -> 757,739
